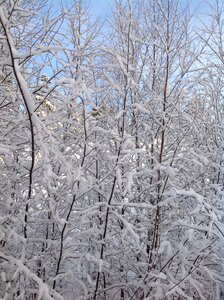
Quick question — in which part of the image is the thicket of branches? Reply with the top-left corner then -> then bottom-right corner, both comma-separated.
1,0 -> 224,299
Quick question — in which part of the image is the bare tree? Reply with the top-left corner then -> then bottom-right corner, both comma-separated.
1,1 -> 224,299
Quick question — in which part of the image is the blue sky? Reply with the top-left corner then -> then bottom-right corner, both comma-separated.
53,0 -> 211,19
53,0 -> 111,18
88,0 -> 211,19
90,0 -> 111,18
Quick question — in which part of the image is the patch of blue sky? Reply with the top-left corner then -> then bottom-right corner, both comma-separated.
51,0 -> 111,19
37,0 -> 211,83
90,0 -> 111,18
37,1 -> 111,77
50,0 -> 211,17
